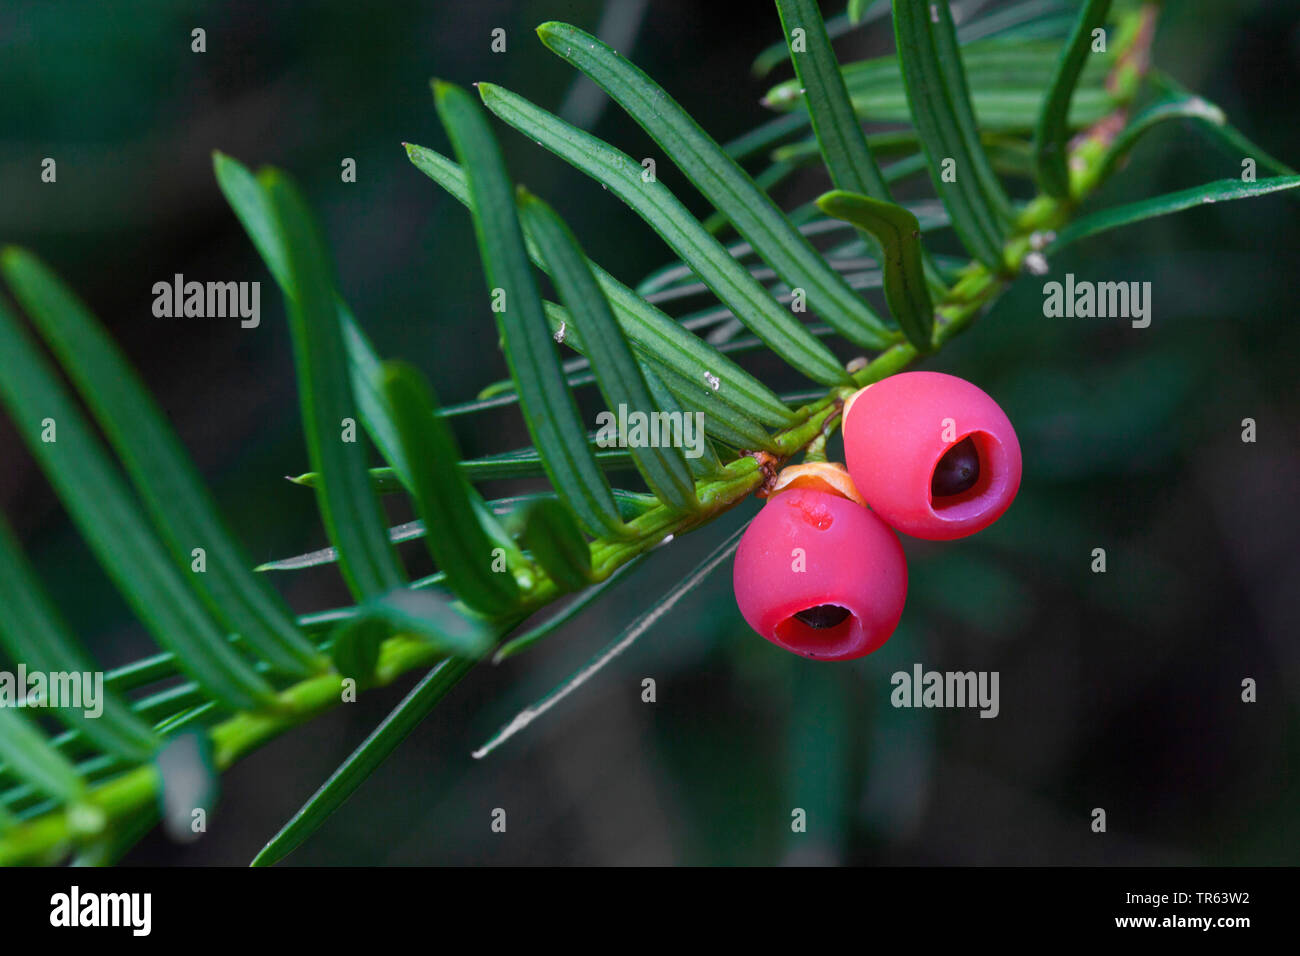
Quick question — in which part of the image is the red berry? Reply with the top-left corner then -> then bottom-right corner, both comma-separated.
842,371 -> 1021,540
733,486 -> 907,661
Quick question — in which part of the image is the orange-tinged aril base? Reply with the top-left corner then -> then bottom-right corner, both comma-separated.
733,487 -> 907,661
843,371 -> 1022,540
767,461 -> 866,506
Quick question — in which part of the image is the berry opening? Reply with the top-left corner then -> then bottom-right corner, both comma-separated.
931,435 -> 980,497
928,431 -> 1004,520
793,604 -> 851,629
775,607 -> 861,659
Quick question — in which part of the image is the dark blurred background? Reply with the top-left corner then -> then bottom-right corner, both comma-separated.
1,0 -> 1296,864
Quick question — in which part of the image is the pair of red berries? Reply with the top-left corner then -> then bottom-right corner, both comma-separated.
733,371 -> 1022,661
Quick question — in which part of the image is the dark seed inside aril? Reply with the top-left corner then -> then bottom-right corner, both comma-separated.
794,604 -> 851,629
931,436 -> 981,497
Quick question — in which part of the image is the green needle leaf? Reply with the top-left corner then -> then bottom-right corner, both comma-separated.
493,554 -> 647,662
261,169 -> 407,599
433,80 -> 626,538
536,21 -> 894,351
250,656 -> 476,866
213,153 -> 415,494
340,311 -> 415,490
847,0 -> 889,25
533,303 -> 774,455
958,0 -> 1078,44
1151,73 -> 1295,178
0,300 -> 275,712
0,708 -> 83,804
1,248 -> 322,677
1048,176 -> 1300,252
775,0 -> 891,201
517,189 -> 699,510
535,298 -> 776,454
473,520 -> 748,759
1031,0 -> 1111,198
528,299 -> 778,453
721,112 -> 810,163
379,361 -> 520,614
641,189 -> 944,297
256,490 -> 654,574
815,191 -> 934,352
514,498 -> 592,594
764,39 -> 1114,130
775,0 -> 948,300
890,0 -> 1013,268
1194,120 -> 1297,178
640,364 -> 722,477
357,589 -> 495,659
1094,93 -> 1226,185
406,142 -> 794,428
752,3 -> 889,77
329,617 -> 387,687
211,152 -> 290,289
1033,0 -> 1112,197
0,515 -> 157,761
649,361 -> 778,453
287,445 -> 640,499
482,84 -> 853,382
